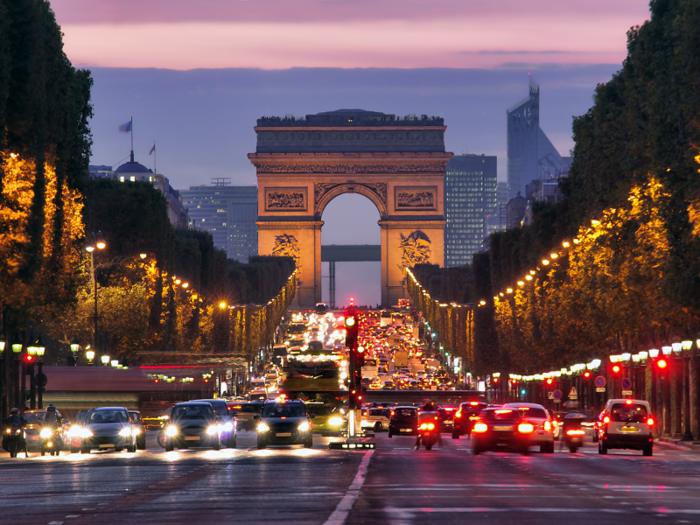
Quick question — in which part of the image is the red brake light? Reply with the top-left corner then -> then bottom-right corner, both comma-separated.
469,401 -> 479,406
603,416 -> 610,424
495,409 -> 513,414
566,429 -> 585,436
518,423 -> 535,434
544,421 -> 552,431
647,418 -> 654,426
473,422 -> 488,433
626,400 -> 632,405
455,411 -> 462,418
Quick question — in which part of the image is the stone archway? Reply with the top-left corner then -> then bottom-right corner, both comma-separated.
249,109 -> 453,307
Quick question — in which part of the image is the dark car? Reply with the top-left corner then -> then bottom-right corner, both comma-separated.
128,411 -> 147,450
387,406 -> 419,437
22,409 -> 69,451
229,402 -> 264,430
471,407 -> 536,455
192,399 -> 237,448
452,401 -> 488,439
68,410 -> 89,453
164,402 -> 221,451
81,407 -> 137,454
255,399 -> 314,449
437,406 -> 457,432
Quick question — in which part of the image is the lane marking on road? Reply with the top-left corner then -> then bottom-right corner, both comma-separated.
323,449 -> 374,525
384,506 -> 630,517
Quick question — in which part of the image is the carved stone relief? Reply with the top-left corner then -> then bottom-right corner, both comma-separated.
395,186 -> 437,210
265,187 -> 307,211
272,234 -> 302,284
257,163 -> 445,174
398,230 -> 432,271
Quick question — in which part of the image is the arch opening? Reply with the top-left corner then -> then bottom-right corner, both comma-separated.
321,193 -> 381,308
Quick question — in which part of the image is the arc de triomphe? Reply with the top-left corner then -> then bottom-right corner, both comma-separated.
249,109 -> 453,308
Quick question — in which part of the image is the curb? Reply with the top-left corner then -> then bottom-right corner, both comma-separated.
657,437 -> 700,451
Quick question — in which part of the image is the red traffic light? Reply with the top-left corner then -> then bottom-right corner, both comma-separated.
546,378 -> 553,385
612,365 -> 621,373
492,377 -> 499,383
24,355 -> 34,363
349,297 -> 355,306
657,359 -> 668,369
583,371 -> 591,379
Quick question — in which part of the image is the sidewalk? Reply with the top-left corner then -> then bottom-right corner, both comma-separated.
658,436 -> 700,451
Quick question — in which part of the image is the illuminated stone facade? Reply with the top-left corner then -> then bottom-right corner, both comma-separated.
249,110 -> 452,307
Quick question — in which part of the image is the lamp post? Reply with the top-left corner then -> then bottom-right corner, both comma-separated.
101,354 -> 110,366
11,335 -> 22,412
680,340 -> 694,442
85,232 -> 106,359
0,337 -> 5,421
69,336 -> 80,366
85,347 -> 95,366
35,336 -> 46,409
26,339 -> 37,410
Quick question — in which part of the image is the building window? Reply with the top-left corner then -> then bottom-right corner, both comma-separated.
130,176 -> 136,182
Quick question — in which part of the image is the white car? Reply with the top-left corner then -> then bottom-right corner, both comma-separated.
598,399 -> 654,456
500,402 -> 555,453
361,408 -> 391,432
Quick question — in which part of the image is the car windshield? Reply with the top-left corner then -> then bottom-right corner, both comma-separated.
393,409 -> 417,422
262,404 -> 306,418
89,410 -> 128,424
195,400 -> 228,414
369,409 -> 390,417
610,403 -> 648,423
172,405 -> 214,420
24,413 -> 45,424
512,407 -> 547,419
129,413 -> 141,423
232,404 -> 262,414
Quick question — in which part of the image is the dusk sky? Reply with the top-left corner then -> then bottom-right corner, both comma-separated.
49,0 -> 653,306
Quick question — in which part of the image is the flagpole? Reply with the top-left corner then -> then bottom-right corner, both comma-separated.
130,116 -> 134,162
154,141 -> 157,175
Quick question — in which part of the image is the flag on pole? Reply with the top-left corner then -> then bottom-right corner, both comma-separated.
118,121 -> 132,132
149,144 -> 156,155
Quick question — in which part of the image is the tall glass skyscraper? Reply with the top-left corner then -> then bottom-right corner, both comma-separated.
444,154 -> 497,267
179,181 -> 258,262
507,78 -> 571,200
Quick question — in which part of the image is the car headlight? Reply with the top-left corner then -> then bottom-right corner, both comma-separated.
328,416 -> 343,427
206,425 -> 219,436
68,426 -> 82,438
165,425 -> 178,437
132,427 -> 141,436
119,427 -> 132,437
40,428 -> 53,438
222,422 -> 234,432
298,421 -> 311,432
80,429 -> 93,438
257,422 -> 270,432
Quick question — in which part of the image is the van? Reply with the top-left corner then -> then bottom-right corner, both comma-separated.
598,398 -> 654,456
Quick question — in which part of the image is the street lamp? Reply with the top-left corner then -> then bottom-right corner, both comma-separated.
110,359 -> 119,367
35,336 -> 46,409
86,231 -> 107,359
85,347 -> 95,365
69,336 -> 80,366
680,339 -> 695,442
101,354 -> 110,366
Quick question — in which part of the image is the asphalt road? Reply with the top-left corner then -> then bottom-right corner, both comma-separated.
3,431 -> 700,525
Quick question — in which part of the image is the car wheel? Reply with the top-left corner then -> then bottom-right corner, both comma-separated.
137,437 -> 146,450
165,440 -> 173,452
452,430 -> 459,440
129,444 -> 137,453
115,447 -> 123,452
213,441 -> 221,451
41,449 -> 46,456
374,422 -> 382,432
472,446 -> 481,455
229,438 -> 237,449
569,445 -> 578,453
425,443 -> 433,451
387,430 -> 393,438
643,445 -> 653,457
71,445 -> 79,454
520,447 -> 530,456
157,432 -> 166,449
593,432 -> 599,443
304,437 -> 313,448
540,444 -> 547,453
257,436 -> 267,450
81,446 -> 90,454
598,440 -> 607,455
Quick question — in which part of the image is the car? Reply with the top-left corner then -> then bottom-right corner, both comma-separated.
500,402 -> 555,453
472,407 -> 538,455
452,401 -> 487,439
191,399 -> 237,448
81,407 -> 137,454
361,408 -> 391,432
255,399 -> 314,449
128,410 -> 147,450
164,402 -> 221,451
229,402 -> 264,430
437,406 -> 457,432
598,398 -> 654,456
387,406 -> 419,437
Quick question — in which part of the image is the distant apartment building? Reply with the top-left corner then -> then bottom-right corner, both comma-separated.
507,78 -> 572,200
178,179 -> 258,262
444,154 -> 497,267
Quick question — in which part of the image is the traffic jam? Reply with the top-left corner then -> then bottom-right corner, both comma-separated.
3,303 -> 655,458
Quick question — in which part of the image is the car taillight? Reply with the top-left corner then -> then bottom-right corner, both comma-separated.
419,423 -> 435,431
518,423 -> 534,434
566,429 -> 585,436
603,416 -> 610,424
647,418 -> 654,426
544,421 -> 552,431
455,411 -> 462,418
473,422 -> 488,433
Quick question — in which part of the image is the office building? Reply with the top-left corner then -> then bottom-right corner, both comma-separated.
507,78 -> 572,200
179,180 -> 258,261
444,154 -> 497,267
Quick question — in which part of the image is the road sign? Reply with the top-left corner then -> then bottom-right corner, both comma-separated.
568,387 -> 578,400
596,387 -> 606,393
621,378 -> 632,391
548,391 -> 554,400
595,376 -> 606,388
622,390 -> 633,396
553,389 -> 562,400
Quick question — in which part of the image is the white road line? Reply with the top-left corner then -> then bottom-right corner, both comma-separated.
323,450 -> 374,525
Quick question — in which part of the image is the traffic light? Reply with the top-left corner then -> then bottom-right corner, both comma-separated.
612,364 -> 621,374
492,376 -> 499,384
657,358 -> 668,370
353,345 -> 366,368
583,370 -> 591,379
344,314 -> 358,350
349,388 -> 364,409
546,378 -> 553,385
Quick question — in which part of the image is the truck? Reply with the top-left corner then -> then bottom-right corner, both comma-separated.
394,350 -> 409,368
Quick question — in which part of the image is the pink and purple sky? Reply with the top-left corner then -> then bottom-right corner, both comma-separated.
52,0 -> 650,70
